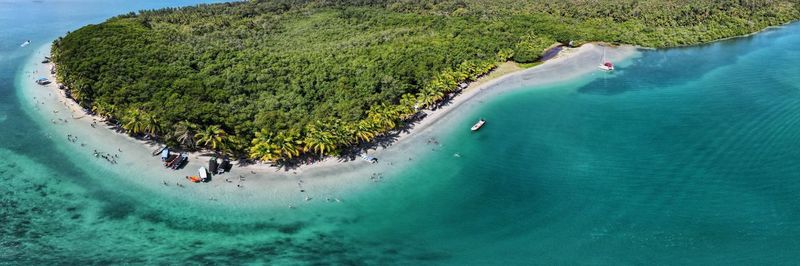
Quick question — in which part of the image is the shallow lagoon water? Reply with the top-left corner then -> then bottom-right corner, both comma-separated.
2,1 -> 800,264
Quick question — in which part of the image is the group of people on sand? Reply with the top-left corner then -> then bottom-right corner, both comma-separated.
52,93 -> 125,166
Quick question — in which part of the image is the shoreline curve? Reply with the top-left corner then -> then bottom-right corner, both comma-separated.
16,42 -> 639,209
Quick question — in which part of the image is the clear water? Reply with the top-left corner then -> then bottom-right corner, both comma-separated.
2,1 -> 800,264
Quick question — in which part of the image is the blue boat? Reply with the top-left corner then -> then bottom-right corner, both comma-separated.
152,146 -> 167,156
160,148 -> 170,161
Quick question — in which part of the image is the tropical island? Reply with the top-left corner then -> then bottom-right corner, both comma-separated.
49,0 -> 800,164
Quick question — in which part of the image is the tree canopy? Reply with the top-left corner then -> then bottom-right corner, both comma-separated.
51,0 -> 800,161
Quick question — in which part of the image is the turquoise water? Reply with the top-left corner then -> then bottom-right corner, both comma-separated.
2,1 -> 800,264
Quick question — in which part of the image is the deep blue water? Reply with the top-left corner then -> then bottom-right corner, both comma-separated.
2,1 -> 800,264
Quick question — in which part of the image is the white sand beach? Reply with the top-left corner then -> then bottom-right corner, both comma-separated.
17,43 -> 638,209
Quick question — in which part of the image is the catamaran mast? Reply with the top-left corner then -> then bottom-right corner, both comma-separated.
601,47 -> 606,63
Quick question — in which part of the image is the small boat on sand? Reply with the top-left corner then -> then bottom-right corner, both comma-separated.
186,175 -> 202,183
471,119 -> 486,131
360,154 -> 378,164
154,146 -> 168,157
20,40 -> 30,47
209,156 -> 218,174
198,167 -> 209,182
217,157 -> 230,174
35,77 -> 50,85
171,154 -> 188,170
159,147 -> 170,160
164,154 -> 179,167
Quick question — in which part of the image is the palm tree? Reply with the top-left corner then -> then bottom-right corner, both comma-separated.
427,88 -> 445,103
330,121 -> 354,146
367,107 -> 396,131
91,102 -> 115,120
195,125 -> 228,153
250,142 -> 281,163
394,104 -> 414,121
91,102 -> 108,118
438,71 -> 459,93
275,129 -> 303,159
415,90 -> 436,108
303,123 -> 337,156
122,108 -> 145,135
397,94 -> 417,120
141,112 -> 161,138
104,104 -> 119,121
400,93 -> 416,107
378,103 -> 400,120
250,129 -> 281,162
172,121 -> 198,149
353,119 -> 377,142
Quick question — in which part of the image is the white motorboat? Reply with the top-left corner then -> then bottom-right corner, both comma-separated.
199,167 -> 208,181
471,119 -> 486,131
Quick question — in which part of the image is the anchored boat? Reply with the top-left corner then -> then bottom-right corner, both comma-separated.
598,47 -> 614,71
471,119 -> 486,131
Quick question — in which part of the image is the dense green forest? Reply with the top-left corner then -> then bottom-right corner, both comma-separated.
51,0 -> 800,163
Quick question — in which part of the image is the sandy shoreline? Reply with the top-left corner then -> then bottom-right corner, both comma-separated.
18,43 -> 638,209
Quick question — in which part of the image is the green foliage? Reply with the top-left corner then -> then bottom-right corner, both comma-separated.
513,34 -> 556,63
195,125 -> 229,152
51,0 -> 800,161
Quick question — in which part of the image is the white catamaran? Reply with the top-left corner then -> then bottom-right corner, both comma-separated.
598,47 -> 614,71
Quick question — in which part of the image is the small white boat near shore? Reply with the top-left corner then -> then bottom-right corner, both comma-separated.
360,154 -> 378,163
471,119 -> 486,131
35,77 -> 50,85
20,40 -> 30,47
199,167 -> 209,181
